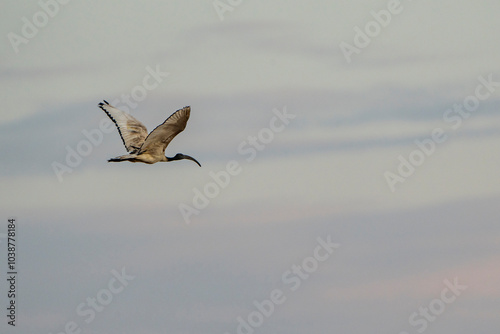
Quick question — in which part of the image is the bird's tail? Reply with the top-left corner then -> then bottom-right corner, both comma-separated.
108,154 -> 138,163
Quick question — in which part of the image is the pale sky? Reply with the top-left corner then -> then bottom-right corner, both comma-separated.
1,1 -> 499,334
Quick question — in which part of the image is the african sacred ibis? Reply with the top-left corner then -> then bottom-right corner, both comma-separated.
98,100 -> 201,166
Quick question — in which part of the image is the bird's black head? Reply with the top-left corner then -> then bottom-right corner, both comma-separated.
170,153 -> 201,167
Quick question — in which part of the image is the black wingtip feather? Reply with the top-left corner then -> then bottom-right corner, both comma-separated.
98,100 -> 109,108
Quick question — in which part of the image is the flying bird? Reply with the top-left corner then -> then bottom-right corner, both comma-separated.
98,100 -> 201,166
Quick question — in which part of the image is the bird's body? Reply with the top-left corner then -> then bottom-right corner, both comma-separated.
98,100 -> 201,166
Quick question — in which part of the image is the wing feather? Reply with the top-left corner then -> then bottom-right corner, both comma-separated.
139,106 -> 191,157
98,100 -> 148,152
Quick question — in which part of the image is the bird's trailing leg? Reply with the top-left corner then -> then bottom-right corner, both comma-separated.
108,154 -> 139,163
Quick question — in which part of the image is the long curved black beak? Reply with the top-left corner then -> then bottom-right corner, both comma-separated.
181,154 -> 201,167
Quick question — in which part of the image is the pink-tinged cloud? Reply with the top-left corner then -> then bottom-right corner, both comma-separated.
326,255 -> 500,301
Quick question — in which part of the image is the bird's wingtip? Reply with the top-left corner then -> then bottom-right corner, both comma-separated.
98,100 -> 109,107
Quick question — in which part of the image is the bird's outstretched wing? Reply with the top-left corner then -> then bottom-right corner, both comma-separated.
139,106 -> 191,157
98,100 -> 148,152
